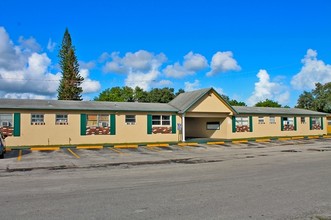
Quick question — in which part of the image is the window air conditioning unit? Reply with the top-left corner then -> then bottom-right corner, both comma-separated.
101,122 -> 109,127
1,121 -> 9,127
126,122 -> 135,125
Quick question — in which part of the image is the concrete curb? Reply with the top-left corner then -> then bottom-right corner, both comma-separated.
114,144 -> 138,149
2,157 -> 227,173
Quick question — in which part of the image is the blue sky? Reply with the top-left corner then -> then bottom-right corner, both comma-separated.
1,0 -> 331,106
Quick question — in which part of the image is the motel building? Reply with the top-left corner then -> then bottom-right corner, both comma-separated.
0,88 -> 328,147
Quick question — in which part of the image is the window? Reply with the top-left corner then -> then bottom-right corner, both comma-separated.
282,116 -> 294,131
87,114 -> 109,127
283,117 -> 294,125
234,116 -> 251,132
269,116 -> 276,124
328,119 -> 331,126
258,116 -> 265,124
311,117 -> 322,130
152,115 -> 160,125
311,117 -> 321,126
207,122 -> 220,130
31,114 -> 45,125
162,115 -> 170,125
0,114 -> 13,127
301,117 -> 306,124
56,114 -> 68,125
236,116 -> 248,126
152,115 -> 170,126
125,115 -> 136,124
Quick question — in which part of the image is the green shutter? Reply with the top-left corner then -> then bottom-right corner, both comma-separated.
13,113 -> 21,137
249,116 -> 253,132
110,114 -> 116,135
321,117 -> 324,130
294,117 -> 297,131
232,116 -> 236,133
309,117 -> 313,130
281,117 -> 284,131
80,114 -> 87,136
147,114 -> 152,134
171,115 -> 176,134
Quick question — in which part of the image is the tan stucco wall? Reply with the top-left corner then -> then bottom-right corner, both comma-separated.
1,109 -> 328,146
4,110 -> 180,147
188,92 -> 233,115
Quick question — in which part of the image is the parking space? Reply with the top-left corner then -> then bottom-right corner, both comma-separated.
1,138 -> 330,171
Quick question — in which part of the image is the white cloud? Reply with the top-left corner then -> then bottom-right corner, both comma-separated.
3,93 -> 54,100
164,51 -> 208,78
103,50 -> 167,73
80,69 -> 101,94
18,36 -> 41,53
156,79 -> 173,86
102,52 -> 127,73
123,50 -> 166,72
206,51 -> 241,77
247,69 -> 290,106
183,52 -> 208,71
125,69 -> 159,90
0,27 -> 26,71
0,26 -> 101,99
214,87 -> 225,95
163,62 -> 190,78
184,79 -> 200,91
102,50 -> 167,90
0,51 -> 61,98
47,38 -> 56,52
291,49 -> 331,90
27,53 -> 50,76
79,61 -> 96,69
98,52 -> 112,62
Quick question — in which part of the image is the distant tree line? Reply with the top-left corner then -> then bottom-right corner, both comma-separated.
94,87 -> 185,103
94,86 -> 292,108
296,82 -> 331,113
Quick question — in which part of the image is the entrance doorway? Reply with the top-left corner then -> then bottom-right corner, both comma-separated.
185,117 -> 226,139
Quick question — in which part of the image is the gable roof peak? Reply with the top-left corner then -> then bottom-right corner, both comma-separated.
169,87 -> 237,114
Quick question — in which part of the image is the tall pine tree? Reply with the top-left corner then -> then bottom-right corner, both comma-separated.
57,28 -> 84,100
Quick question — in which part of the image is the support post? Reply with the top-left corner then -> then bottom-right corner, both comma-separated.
182,113 -> 186,142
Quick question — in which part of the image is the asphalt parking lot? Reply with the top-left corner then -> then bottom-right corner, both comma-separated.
0,137 -> 330,172
1,138 -> 331,219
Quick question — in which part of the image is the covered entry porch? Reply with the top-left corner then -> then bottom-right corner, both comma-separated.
168,88 -> 237,142
181,113 -> 230,141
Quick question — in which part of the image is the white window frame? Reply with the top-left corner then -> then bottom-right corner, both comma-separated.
125,115 -> 136,125
311,117 -> 321,126
269,116 -> 276,124
152,115 -> 171,126
283,117 -> 294,126
87,114 -> 109,127
0,113 -> 13,127
31,114 -> 45,125
55,114 -> 68,125
206,122 -> 220,130
258,116 -> 265,124
301,117 -> 306,124
236,116 -> 249,126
